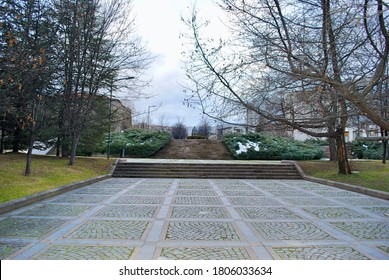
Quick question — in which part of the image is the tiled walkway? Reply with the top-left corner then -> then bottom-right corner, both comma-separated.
0,178 -> 388,260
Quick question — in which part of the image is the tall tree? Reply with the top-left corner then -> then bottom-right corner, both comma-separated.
183,0 -> 388,174
53,0 -> 152,165
0,0 -> 57,175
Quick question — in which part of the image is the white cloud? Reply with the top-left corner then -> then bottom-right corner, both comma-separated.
131,0 -> 229,127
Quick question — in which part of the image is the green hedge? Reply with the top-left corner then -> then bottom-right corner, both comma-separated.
223,133 -> 323,160
350,141 -> 383,159
105,129 -> 171,157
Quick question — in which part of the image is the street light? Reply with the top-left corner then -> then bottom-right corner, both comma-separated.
107,76 -> 134,159
147,105 -> 157,130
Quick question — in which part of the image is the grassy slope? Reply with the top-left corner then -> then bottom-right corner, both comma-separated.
152,139 -> 234,160
298,160 -> 389,193
0,153 -> 114,203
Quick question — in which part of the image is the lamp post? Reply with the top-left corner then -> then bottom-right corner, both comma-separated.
147,105 -> 157,130
107,76 -> 134,159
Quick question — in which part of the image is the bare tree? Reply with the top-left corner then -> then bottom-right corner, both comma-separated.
158,113 -> 170,132
182,0 -> 388,174
197,117 -> 212,139
172,121 -> 188,139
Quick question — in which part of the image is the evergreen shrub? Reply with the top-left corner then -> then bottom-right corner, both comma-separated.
223,133 -> 323,160
350,141 -> 383,159
104,129 -> 171,157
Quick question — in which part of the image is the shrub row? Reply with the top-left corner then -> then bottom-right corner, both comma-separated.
223,133 -> 323,160
104,129 -> 171,157
350,141 -> 384,160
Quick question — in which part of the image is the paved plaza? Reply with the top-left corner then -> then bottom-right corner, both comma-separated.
0,178 -> 388,260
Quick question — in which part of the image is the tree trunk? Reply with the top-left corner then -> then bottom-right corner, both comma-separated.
328,137 -> 337,161
25,136 -> 34,176
12,126 -> 21,153
69,133 -> 80,166
382,129 -> 388,164
0,126 -> 5,154
62,143 -> 69,158
335,128 -> 351,175
56,138 -> 61,157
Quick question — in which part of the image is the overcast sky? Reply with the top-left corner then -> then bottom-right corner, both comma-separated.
131,0 -> 226,128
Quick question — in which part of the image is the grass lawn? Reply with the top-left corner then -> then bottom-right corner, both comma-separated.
1,154 -> 388,204
298,160 -> 389,193
0,153 -> 114,203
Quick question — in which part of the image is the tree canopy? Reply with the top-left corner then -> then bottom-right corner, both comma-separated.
0,0 -> 152,174
182,0 -> 389,174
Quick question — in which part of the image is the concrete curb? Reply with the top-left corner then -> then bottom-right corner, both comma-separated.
0,174 -> 112,215
283,160 -> 389,200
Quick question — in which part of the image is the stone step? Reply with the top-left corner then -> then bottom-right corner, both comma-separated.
113,174 -> 301,179
112,161 -> 302,179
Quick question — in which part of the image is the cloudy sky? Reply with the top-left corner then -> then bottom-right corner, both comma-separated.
131,0 -> 227,128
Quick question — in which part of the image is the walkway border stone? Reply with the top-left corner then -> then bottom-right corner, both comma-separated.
0,174 -> 111,215
284,160 -> 389,200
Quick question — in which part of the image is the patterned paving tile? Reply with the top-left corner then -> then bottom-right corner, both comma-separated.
281,197 -> 337,206
236,207 -> 302,220
377,246 -> 389,256
0,218 -> 67,238
228,197 -> 280,206
134,185 -> 171,190
251,222 -> 336,240
217,185 -> 254,191
173,196 -> 223,205
71,188 -> 123,195
143,178 -> 174,183
124,189 -> 168,195
312,190 -> 363,197
273,246 -> 370,260
222,190 -> 265,196
112,196 -> 164,205
50,195 -> 110,204
212,180 -> 245,186
302,207 -> 370,219
363,207 -> 389,218
335,198 -> 389,206
66,220 -> 148,240
106,178 -> 141,184
331,222 -> 389,240
95,183 -> 132,190
165,221 -> 240,241
260,186 -> 297,191
282,181 -> 332,190
1,177 -> 388,260
16,204 -> 91,217
267,190 -> 312,197
35,245 -> 135,260
0,242 -> 30,259
178,180 -> 210,186
177,185 -> 213,190
176,190 -> 217,196
160,247 -> 251,260
171,206 -> 229,219
94,205 -> 158,218
245,179 -> 277,184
